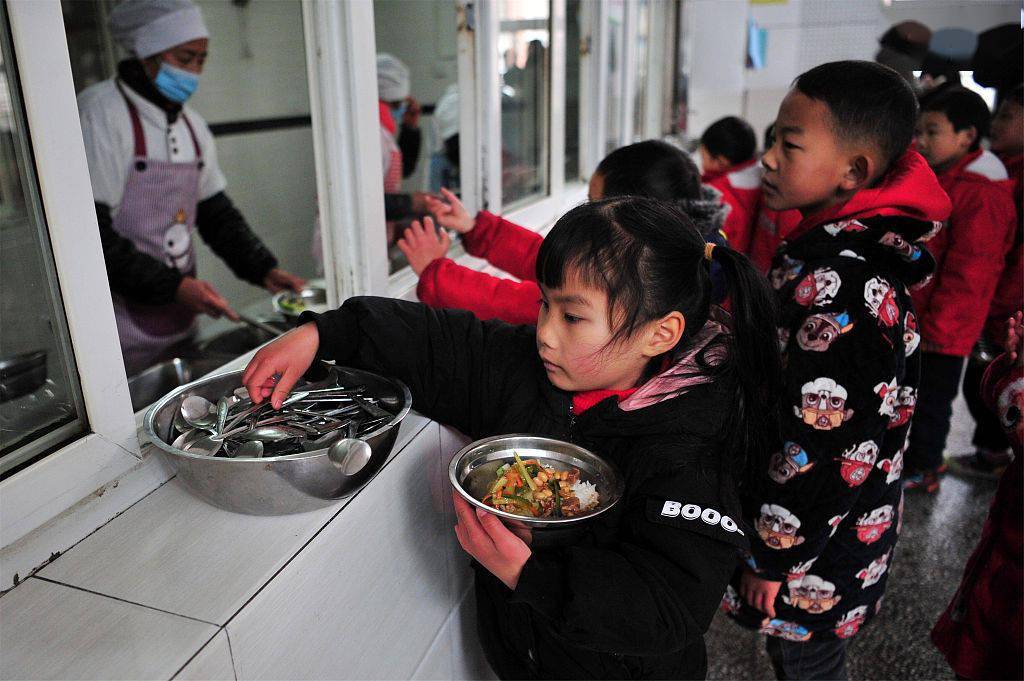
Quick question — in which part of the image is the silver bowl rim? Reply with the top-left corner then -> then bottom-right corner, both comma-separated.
448,434 -> 625,526
143,367 -> 412,462
272,286 -> 329,319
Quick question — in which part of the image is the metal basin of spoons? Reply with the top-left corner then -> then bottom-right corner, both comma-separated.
144,366 -> 411,515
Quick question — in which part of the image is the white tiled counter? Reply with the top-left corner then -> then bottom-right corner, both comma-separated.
0,416 -> 496,681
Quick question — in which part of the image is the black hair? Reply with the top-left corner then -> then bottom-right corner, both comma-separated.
700,116 -> 757,165
794,60 -> 918,173
1002,83 -> 1023,108
764,122 -> 776,151
922,86 -> 991,151
536,196 -> 783,486
595,140 -> 701,200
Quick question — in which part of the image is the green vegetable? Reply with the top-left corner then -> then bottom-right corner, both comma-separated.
551,480 -> 561,517
489,475 -> 508,496
513,451 -> 537,492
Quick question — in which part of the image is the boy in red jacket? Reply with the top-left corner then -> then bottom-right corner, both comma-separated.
905,87 -> 1017,492
700,116 -> 762,253
729,61 -> 951,680
955,86 -> 1024,476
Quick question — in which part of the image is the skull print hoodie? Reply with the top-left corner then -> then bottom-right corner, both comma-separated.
725,150 -> 952,641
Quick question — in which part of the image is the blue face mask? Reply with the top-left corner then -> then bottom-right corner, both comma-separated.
391,103 -> 408,123
154,62 -> 199,103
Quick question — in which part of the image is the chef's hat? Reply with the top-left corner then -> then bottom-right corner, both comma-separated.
434,84 -> 459,142
376,53 -> 410,102
109,0 -> 209,59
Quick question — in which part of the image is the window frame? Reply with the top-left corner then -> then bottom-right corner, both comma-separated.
0,0 -> 142,552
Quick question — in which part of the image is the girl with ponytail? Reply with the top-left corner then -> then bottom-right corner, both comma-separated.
242,195 -> 782,679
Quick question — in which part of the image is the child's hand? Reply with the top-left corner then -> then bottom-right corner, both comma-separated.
396,217 -> 452,275
242,322 -> 320,409
740,567 -> 782,618
453,492 -> 531,590
1004,311 -> 1023,365
424,187 -> 474,234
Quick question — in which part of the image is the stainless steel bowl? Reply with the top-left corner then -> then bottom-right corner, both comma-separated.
273,286 -> 329,322
449,435 -> 624,530
144,367 -> 411,515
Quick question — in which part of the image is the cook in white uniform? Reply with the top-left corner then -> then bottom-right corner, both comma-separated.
78,0 -> 305,374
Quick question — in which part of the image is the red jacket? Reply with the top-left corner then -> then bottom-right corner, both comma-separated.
911,149 -> 1017,356
417,211 -> 543,326
985,152 -> 1023,339
748,207 -> 802,273
703,158 -> 762,254
932,351 -> 1023,680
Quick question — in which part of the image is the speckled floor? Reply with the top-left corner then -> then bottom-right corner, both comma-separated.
706,393 -> 1000,680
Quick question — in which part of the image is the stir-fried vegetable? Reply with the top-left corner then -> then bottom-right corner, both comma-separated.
481,452 -> 594,518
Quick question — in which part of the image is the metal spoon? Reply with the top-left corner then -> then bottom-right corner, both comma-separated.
327,438 -> 373,476
183,434 -> 222,457
235,424 -> 307,443
215,397 -> 230,435
181,395 -> 217,431
171,428 -> 206,451
234,440 -> 264,459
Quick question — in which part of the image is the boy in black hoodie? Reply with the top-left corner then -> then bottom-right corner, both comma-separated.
724,61 -> 952,680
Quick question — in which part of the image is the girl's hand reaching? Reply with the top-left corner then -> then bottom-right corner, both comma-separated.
242,322 -> 320,409
396,217 -> 451,275
453,492 -> 531,590
423,187 -> 474,235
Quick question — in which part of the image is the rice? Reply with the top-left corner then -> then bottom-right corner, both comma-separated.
572,480 -> 600,511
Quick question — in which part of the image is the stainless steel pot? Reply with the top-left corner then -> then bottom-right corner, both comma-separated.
449,434 -> 624,530
145,367 -> 411,515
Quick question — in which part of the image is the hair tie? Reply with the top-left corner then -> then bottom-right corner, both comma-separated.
704,242 -> 716,261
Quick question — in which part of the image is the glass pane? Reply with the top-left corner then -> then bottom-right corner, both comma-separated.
669,3 -> 688,136
564,0 -> 582,183
499,0 -> 551,208
373,0 -> 462,274
631,0 -> 651,142
0,7 -> 87,476
63,1 -> 318,390
604,0 -> 624,154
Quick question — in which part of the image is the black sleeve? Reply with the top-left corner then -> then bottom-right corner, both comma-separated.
510,451 -> 747,656
384,193 -> 413,221
398,124 -> 421,178
301,296 -> 539,438
195,191 -> 278,286
95,202 -> 182,305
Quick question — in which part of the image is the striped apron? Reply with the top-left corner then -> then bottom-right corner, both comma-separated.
110,83 -> 203,374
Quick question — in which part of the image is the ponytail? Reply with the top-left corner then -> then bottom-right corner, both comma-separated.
708,245 -> 783,487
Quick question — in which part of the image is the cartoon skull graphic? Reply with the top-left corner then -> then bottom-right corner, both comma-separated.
768,441 -> 815,484
856,551 -> 890,589
903,311 -> 920,356
828,513 -> 848,537
997,378 -> 1024,443
794,268 -> 842,307
837,440 -> 879,487
879,231 -> 921,261
796,378 -> 854,430
757,504 -> 805,550
864,277 -> 899,327
720,585 -> 743,615
889,386 -> 917,429
770,255 -> 805,291
876,445 -> 906,485
786,558 -> 818,583
834,605 -> 869,639
823,219 -> 868,237
796,311 -> 855,352
855,505 -> 894,545
760,618 -> 814,642
783,574 -> 842,614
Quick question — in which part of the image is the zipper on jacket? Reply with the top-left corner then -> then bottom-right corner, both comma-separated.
567,402 -> 577,444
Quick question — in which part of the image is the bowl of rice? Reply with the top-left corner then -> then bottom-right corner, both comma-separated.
449,434 -> 624,530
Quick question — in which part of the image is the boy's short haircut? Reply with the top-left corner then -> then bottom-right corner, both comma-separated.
793,60 -> 918,173
700,116 -> 757,165
922,86 -> 992,151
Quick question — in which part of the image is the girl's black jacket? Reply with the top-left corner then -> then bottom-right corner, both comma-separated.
304,297 -> 750,680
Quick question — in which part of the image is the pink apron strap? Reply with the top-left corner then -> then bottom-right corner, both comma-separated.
116,82 -> 146,158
